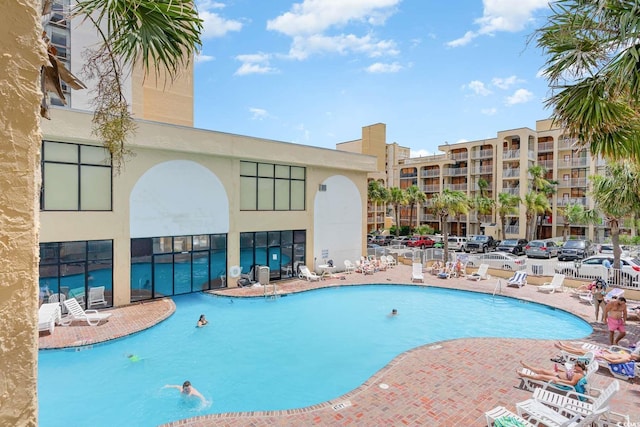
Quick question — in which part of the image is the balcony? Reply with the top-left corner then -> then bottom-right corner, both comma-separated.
538,141 -> 554,152
472,149 -> 493,159
421,184 -> 440,193
420,214 -> 438,222
451,152 -> 468,161
421,169 -> 440,177
471,182 -> 493,191
558,137 -> 578,149
503,149 -> 520,160
502,168 -> 520,178
448,215 -> 467,222
472,165 -> 493,174
557,197 -> 587,206
505,225 -> 520,235
444,183 -> 468,191
444,167 -> 468,177
503,187 -> 520,195
538,159 -> 554,169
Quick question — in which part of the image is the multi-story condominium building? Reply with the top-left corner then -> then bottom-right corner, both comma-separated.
346,121 -> 619,243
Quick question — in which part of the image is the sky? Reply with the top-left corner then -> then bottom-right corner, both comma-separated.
193,0 -> 554,157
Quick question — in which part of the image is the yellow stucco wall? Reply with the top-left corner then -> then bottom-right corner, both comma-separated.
1,1 -> 47,425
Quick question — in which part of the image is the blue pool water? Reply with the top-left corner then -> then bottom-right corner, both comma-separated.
38,285 -> 592,427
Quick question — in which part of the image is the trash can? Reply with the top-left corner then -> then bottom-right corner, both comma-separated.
257,266 -> 270,286
532,265 -> 543,276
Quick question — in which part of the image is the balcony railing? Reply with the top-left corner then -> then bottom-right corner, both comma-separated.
421,169 -> 440,177
444,167 -> 468,176
471,182 -> 493,191
502,168 -> 520,177
420,214 -> 438,222
444,183 -> 468,191
538,159 -> 554,169
557,197 -> 587,206
503,187 -> 520,195
451,152 -> 468,161
421,184 -> 439,193
505,225 -> 520,234
472,165 -> 493,174
472,149 -> 493,159
538,141 -> 554,152
558,137 -> 578,149
503,149 -> 520,159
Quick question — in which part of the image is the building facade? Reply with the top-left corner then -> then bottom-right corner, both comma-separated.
351,121 -> 619,243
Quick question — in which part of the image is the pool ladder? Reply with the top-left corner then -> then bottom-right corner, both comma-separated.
492,280 -> 503,298
264,282 -> 278,299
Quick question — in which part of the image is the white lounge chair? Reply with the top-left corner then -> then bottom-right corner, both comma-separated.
88,286 -> 108,308
386,255 -> 397,267
298,265 -> 320,281
558,341 -> 640,381
62,297 -> 112,326
38,302 -> 61,334
518,355 -> 598,393
506,271 -> 527,288
516,380 -> 624,427
467,263 -> 490,281
485,406 -> 535,427
344,260 -> 356,274
412,263 -> 424,283
537,273 -> 565,293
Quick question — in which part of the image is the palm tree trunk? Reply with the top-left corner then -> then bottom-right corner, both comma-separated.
611,220 -> 621,269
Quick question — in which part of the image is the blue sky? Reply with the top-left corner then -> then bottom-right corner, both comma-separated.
193,0 -> 553,156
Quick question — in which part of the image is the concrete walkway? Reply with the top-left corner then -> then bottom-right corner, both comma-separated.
39,263 -> 639,426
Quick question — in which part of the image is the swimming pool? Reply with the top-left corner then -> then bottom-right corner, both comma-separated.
38,285 -> 592,427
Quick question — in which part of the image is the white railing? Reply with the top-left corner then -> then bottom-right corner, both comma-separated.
444,167 -> 468,176
505,225 -> 519,234
472,165 -> 494,174
554,262 -> 640,290
451,152 -> 468,161
472,149 -> 493,159
557,197 -> 587,206
421,169 -> 440,177
444,183 -> 468,191
503,168 -> 520,177
504,187 -> 520,195
538,141 -> 554,152
421,184 -> 440,193
503,149 -> 520,159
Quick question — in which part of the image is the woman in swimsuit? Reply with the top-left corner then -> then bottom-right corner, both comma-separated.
517,360 -> 586,388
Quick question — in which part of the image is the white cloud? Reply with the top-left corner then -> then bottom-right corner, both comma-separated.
447,0 -> 549,47
235,63 -> 276,76
505,88 -> 534,105
266,0 -> 401,60
195,53 -> 215,64
288,33 -> 398,60
365,61 -> 402,73
266,0 -> 400,36
481,107 -> 498,115
491,75 -> 522,90
249,107 -> 270,120
465,80 -> 492,96
197,1 -> 243,39
234,53 -> 278,75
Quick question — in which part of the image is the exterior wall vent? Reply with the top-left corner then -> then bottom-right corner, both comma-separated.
319,184 -> 327,191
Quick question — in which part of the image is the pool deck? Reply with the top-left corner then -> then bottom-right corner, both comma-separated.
39,263 -> 640,426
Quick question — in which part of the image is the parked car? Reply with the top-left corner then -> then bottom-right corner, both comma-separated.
406,235 -> 436,249
525,240 -> 559,259
391,236 -> 410,246
599,244 -> 614,254
464,235 -> 497,253
558,239 -> 596,261
496,238 -> 528,255
371,235 -> 394,246
555,254 -> 640,286
466,252 -> 526,271
447,236 -> 467,251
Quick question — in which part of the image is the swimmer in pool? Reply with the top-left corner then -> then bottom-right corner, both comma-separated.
163,381 -> 206,403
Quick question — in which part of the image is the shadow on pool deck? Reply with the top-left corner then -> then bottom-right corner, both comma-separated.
39,263 -> 640,426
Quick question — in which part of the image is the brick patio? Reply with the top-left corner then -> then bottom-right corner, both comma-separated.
39,262 -> 639,426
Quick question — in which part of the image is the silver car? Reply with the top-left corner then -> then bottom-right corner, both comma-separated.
525,240 -> 559,259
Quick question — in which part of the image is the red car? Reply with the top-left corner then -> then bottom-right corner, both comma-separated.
406,236 -> 436,249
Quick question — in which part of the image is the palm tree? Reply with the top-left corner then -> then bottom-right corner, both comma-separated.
388,187 -> 407,237
559,203 -> 600,242
43,0 -> 203,169
535,0 -> 640,160
367,180 -> 386,233
497,192 -> 520,241
590,161 -> 640,268
405,185 -> 426,234
528,165 -> 557,239
4,1 -> 202,420
477,177 -> 489,198
430,189 -> 467,261
524,191 -> 550,241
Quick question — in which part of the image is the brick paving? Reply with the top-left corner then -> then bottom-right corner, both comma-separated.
39,262 -> 640,426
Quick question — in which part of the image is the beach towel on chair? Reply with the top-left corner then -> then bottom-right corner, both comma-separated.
610,361 -> 635,378
494,415 -> 526,427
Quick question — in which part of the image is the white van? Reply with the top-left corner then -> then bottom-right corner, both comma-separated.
448,236 -> 467,251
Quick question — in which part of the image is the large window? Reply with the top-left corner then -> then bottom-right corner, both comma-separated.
240,161 -> 305,211
130,234 -> 227,302
39,240 -> 113,309
240,230 -> 306,281
41,141 -> 112,211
